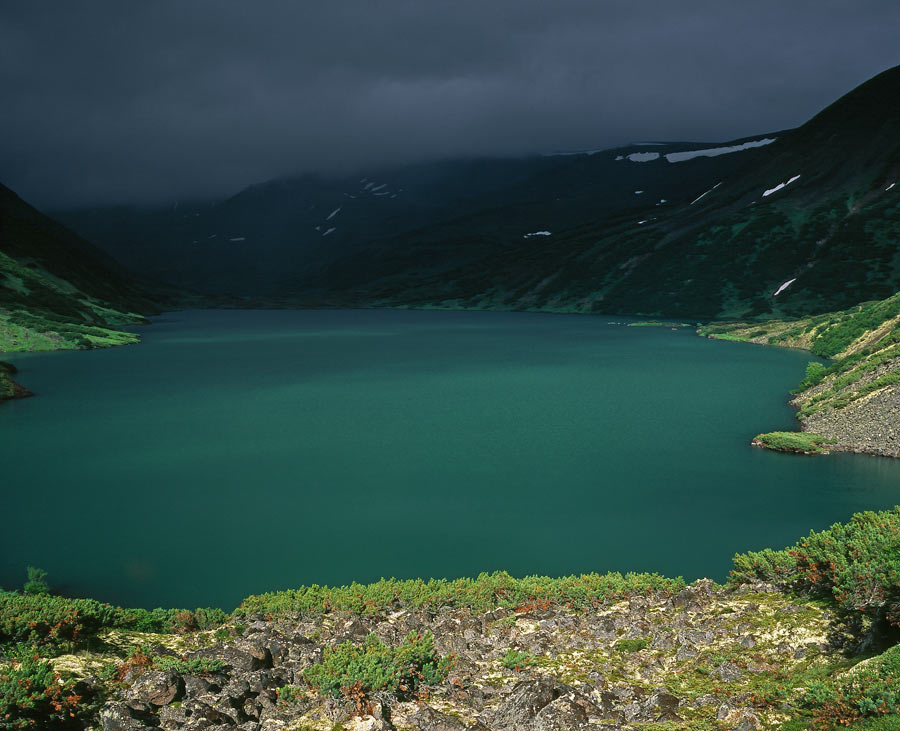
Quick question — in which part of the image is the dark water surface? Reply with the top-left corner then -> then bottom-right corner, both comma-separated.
2,309 -> 899,609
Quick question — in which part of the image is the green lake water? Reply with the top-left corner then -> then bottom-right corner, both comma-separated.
2,309 -> 899,610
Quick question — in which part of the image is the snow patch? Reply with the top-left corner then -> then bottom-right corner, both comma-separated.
774,278 -> 797,297
665,137 -> 776,163
634,190 -> 644,194
626,152 -> 660,163
638,220 -> 650,225
229,237 -> 246,242
322,227 -> 336,236
364,182 -> 375,190
523,231 -> 551,238
370,183 -> 386,192
887,183 -> 896,191
544,148 -> 605,156
207,234 -> 217,239
763,174 -> 801,198
326,207 -> 341,220
690,182 -> 722,205
615,155 -> 624,161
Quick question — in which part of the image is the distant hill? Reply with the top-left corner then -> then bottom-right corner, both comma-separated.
0,183 -> 157,353
55,65 -> 900,320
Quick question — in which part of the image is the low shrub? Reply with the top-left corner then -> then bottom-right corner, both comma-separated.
614,638 -> 651,653
501,649 -> 537,670
730,508 -> 900,625
303,631 -> 452,704
0,645 -> 83,729
22,568 -> 48,597
801,644 -> 900,727
0,591 -> 227,648
237,571 -> 684,618
151,657 -> 225,675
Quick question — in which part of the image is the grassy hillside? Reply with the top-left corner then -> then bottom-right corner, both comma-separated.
699,291 -> 900,456
0,183 -> 159,354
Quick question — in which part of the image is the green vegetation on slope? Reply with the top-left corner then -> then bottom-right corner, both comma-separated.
699,291 -> 900,452
0,184 -> 155,367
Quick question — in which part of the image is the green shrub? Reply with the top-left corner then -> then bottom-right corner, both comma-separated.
22,567 -> 48,596
730,547 -> 798,585
730,508 -> 900,624
303,632 -> 452,701
0,591 -> 226,648
797,361 -> 828,390
237,571 -> 684,618
275,685 -> 305,706
0,645 -> 83,729
151,657 -> 225,675
614,638 -> 651,653
801,645 -> 900,726
502,649 -> 537,670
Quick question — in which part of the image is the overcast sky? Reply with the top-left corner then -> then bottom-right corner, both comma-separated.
2,1 -> 899,208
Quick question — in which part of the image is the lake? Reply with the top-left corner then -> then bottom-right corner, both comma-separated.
2,309 -> 899,610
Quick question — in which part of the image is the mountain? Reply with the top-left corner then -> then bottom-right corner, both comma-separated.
55,139 -> 781,299
55,65 -> 900,321
0,183 -> 158,355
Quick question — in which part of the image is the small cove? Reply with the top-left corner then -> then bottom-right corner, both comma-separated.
2,308 -> 899,609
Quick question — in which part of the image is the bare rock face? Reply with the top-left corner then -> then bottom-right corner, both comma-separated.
534,690 -> 601,730
409,705 -> 468,730
490,678 -> 568,730
124,670 -> 182,711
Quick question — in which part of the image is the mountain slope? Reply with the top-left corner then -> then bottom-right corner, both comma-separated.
317,66 -> 900,320
53,65 -> 900,321
0,183 -> 158,359
55,137 -> 779,299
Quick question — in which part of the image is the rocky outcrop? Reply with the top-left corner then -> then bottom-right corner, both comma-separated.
89,578 -> 858,731
0,361 -> 31,401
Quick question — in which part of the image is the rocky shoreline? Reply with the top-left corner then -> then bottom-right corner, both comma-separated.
73,580 -> 860,731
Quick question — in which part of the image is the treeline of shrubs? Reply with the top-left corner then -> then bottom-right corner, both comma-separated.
730,507 -> 900,627
0,591 -> 227,649
236,570 -> 687,618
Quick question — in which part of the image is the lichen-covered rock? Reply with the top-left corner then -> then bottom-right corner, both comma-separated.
99,701 -> 150,731
409,705 -> 468,730
124,669 -> 182,710
490,678 -> 568,730
533,689 -> 600,730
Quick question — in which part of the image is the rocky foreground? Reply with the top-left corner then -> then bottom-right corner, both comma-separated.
72,580 -> 859,731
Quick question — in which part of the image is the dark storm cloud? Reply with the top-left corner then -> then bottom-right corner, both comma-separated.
2,0 -> 899,207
